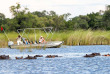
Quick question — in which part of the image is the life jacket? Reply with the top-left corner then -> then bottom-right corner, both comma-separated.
26,41 -> 28,44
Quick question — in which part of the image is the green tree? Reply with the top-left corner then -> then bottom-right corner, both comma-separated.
103,5 -> 110,30
9,3 -> 33,30
87,12 -> 103,30
32,10 -> 47,17
67,15 -> 90,30
0,13 -> 5,26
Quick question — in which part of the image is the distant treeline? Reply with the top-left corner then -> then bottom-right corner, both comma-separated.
0,3 -> 110,32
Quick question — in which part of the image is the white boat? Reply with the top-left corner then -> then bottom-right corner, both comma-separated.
9,41 -> 63,49
8,27 -> 64,49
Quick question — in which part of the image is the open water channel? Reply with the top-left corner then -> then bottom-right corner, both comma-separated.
0,45 -> 110,74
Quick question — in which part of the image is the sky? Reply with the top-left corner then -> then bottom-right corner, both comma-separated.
0,0 -> 110,18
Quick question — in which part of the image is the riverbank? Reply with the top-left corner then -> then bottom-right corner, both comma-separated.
0,30 -> 110,48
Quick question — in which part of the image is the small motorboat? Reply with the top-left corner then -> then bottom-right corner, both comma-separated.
8,41 -> 63,49
8,27 -> 64,49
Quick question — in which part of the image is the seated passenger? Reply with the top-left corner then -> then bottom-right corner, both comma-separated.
21,37 -> 26,44
35,41 -> 37,44
25,39 -> 29,45
34,41 -> 37,44
28,40 -> 31,44
31,41 -> 34,44
39,36 -> 46,43
42,37 -> 46,43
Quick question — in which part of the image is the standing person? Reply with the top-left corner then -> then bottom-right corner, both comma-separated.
16,35 -> 23,45
39,36 -> 43,43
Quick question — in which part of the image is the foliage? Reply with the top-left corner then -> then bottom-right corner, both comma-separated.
103,5 -> 110,30
87,12 -> 103,30
0,3 -> 110,32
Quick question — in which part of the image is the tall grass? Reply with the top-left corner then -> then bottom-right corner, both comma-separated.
0,30 -> 110,47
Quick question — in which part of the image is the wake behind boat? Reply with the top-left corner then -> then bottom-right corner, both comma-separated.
8,27 -> 64,49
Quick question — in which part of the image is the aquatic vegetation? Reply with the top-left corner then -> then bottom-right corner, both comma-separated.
0,30 -> 110,47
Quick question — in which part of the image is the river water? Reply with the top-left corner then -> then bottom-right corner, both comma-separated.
0,45 -> 110,74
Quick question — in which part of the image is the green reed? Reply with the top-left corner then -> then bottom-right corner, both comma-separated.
0,30 -> 110,47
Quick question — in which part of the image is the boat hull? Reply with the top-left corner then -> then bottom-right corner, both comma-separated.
9,41 -> 63,49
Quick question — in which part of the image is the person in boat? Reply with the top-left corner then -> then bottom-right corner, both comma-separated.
42,37 -> 46,43
31,41 -> 34,44
39,36 -> 43,43
16,35 -> 23,45
39,36 -> 46,43
34,41 -> 37,44
25,39 -> 29,45
21,37 -> 26,44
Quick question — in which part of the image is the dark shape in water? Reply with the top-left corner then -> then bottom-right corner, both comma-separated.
34,55 -> 43,57
91,53 -> 101,56
103,54 -> 110,56
46,55 -> 62,58
15,56 -> 23,59
24,55 -> 36,59
84,54 -> 95,57
84,53 -> 101,57
0,55 -> 10,59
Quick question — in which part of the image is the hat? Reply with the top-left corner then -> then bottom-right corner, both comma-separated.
41,36 -> 43,37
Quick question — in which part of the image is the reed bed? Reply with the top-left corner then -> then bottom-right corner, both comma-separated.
0,30 -> 110,47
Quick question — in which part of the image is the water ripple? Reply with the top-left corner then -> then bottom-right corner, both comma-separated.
0,45 -> 110,73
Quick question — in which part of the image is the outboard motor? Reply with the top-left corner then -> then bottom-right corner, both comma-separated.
8,41 -> 14,48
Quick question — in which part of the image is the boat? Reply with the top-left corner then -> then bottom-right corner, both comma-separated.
9,41 -> 63,49
8,27 -> 64,49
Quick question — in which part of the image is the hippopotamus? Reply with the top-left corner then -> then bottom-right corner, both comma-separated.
84,53 -> 101,58
84,54 -> 95,57
103,54 -> 110,56
24,55 -> 36,59
91,53 -> 101,56
46,55 -> 56,58
45,55 -> 62,58
15,56 -> 23,59
34,55 -> 43,57
0,55 -> 10,59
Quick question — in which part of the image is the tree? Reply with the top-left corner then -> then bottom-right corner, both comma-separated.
10,3 -> 28,17
87,12 -> 103,30
32,10 -> 47,17
0,13 -> 5,26
67,15 -> 90,30
106,5 -> 110,10
9,3 -> 34,30
103,5 -> 110,30
0,13 -> 5,20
